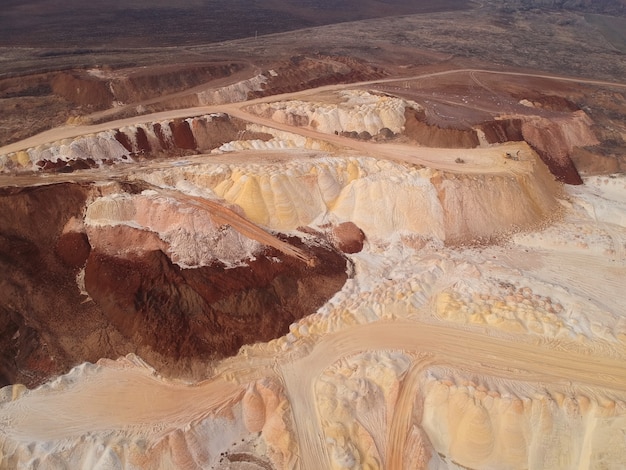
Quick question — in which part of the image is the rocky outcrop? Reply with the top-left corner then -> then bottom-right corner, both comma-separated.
404,107 -> 480,148
0,182 -> 349,387
0,114 -> 272,173
330,221 -> 366,254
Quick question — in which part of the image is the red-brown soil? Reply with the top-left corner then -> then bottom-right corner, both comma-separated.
0,56 -> 384,148
248,55 -> 388,99
381,71 -> 616,184
0,183 -> 349,387
330,222 -> 366,254
404,107 -> 480,148
51,72 -> 114,109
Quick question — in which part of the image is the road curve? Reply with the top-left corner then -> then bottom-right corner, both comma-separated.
280,320 -> 626,470
1,67 -> 624,156
1,319 -> 625,465
1,66 -> 625,468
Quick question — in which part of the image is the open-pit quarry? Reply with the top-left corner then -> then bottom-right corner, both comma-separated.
0,63 -> 626,470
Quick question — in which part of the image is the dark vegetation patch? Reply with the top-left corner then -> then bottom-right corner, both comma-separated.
0,0 -> 474,48
584,14 -> 626,52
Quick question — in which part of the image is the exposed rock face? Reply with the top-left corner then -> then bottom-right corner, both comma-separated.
155,154 -> 559,243
478,117 -> 524,144
404,108 -> 596,185
404,107 -> 480,148
431,164 -> 560,243
50,72 -> 114,109
330,222 -> 366,254
479,112 -> 598,185
0,184 -> 92,386
247,90 -> 411,136
0,114 -> 265,173
85,240 -> 347,361
84,190 -> 265,267
518,112 -> 599,185
0,182 -> 349,387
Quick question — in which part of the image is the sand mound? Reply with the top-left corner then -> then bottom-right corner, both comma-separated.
144,152 -> 559,244
246,90 -> 413,136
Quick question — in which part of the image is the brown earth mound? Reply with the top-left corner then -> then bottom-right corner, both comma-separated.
0,183 -> 349,388
404,108 -> 480,148
331,222 -> 366,254
51,72 -> 114,109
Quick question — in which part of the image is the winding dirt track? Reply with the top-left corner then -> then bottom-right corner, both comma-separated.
2,68 -> 625,157
1,68 -> 626,467
3,320 -> 626,467
280,320 -> 626,470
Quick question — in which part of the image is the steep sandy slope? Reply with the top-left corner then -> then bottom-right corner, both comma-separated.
1,164 -> 624,469
137,149 -> 559,244
0,179 -> 349,387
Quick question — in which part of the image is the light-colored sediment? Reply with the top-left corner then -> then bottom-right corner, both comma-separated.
1,72 -> 625,469
138,147 -> 559,243
1,171 -> 624,469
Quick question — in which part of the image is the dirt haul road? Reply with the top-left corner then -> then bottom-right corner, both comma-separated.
1,67 -> 625,468
2,68 -> 625,157
148,184 -> 316,265
279,320 -> 626,470
3,320 -> 626,468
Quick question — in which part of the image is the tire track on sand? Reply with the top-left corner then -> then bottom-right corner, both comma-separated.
280,320 -> 626,470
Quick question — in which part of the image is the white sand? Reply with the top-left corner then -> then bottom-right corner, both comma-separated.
1,79 -> 625,469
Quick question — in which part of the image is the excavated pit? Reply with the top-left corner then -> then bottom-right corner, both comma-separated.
0,182 -> 350,387
371,75 -> 607,185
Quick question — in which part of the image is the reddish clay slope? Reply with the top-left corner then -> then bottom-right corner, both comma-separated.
0,183 -> 349,387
